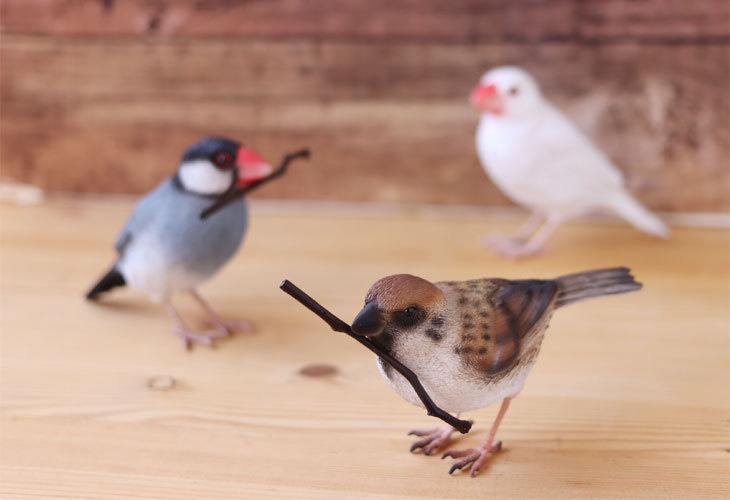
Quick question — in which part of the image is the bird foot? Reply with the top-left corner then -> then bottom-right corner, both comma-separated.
174,326 -> 228,349
480,233 -> 540,258
408,425 -> 455,456
441,440 -> 503,477
481,232 -> 527,247
201,317 -> 253,336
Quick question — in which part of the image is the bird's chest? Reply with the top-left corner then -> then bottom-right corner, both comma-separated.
377,353 -> 533,414
164,198 -> 249,272
476,119 -> 548,206
378,328 -> 538,414
120,197 -> 248,298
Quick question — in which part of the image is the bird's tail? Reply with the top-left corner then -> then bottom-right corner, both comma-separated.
554,267 -> 642,308
608,190 -> 670,238
86,266 -> 126,300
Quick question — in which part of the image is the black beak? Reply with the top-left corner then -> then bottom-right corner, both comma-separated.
352,301 -> 385,337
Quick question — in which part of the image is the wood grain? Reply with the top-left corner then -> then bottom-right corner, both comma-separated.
2,0 -> 727,41
0,0 -> 588,41
2,35 -> 728,210
0,198 -> 728,499
1,1 -> 728,211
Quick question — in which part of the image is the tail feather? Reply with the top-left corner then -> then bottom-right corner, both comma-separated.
555,267 -> 641,308
610,191 -> 670,238
86,267 -> 126,300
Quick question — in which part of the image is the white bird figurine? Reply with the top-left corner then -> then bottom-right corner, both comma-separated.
471,66 -> 669,258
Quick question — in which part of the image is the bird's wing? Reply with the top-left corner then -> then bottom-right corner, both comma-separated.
113,182 -> 166,257
462,279 -> 558,376
494,279 -> 558,341
534,106 -> 625,192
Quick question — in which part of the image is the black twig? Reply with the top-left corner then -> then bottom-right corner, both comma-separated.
200,149 -> 310,219
280,280 -> 473,434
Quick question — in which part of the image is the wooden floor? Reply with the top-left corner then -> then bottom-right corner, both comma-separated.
1,198 -> 728,499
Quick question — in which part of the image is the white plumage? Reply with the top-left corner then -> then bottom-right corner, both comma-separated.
472,66 -> 669,257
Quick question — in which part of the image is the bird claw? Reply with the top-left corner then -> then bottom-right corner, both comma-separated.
481,232 -> 540,258
481,232 -> 526,247
408,426 -> 455,455
175,326 -> 227,349
200,317 -> 253,336
441,441 -> 502,477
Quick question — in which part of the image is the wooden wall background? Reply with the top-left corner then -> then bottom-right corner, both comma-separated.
1,0 -> 728,211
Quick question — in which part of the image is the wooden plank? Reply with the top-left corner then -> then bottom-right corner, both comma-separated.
2,0 -> 727,41
1,36 -> 728,210
2,36 -> 727,101
0,0 -> 575,41
0,199 -> 728,499
577,0 -> 730,40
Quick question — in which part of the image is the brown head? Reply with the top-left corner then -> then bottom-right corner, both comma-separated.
351,274 -> 446,340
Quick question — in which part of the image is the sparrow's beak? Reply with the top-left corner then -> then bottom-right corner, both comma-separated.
352,301 -> 385,337
470,83 -> 503,114
235,146 -> 274,188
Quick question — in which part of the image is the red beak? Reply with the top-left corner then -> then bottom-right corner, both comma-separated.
235,146 -> 273,187
470,83 -> 503,114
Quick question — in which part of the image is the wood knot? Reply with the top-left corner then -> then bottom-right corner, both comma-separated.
299,364 -> 339,378
147,375 -> 176,391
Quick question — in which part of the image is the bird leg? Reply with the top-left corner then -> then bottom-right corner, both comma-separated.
164,301 -> 228,349
486,214 -> 562,258
482,210 -> 545,249
442,397 -> 513,477
190,289 -> 252,336
408,413 -> 461,455
511,210 -> 548,242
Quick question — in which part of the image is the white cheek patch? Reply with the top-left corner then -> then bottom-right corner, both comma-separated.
178,160 -> 234,195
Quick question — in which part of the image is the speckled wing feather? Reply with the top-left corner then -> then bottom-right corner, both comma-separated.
441,278 -> 558,376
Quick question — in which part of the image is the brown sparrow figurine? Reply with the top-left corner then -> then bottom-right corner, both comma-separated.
351,267 -> 641,477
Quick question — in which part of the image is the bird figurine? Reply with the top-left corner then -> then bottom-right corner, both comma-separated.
87,136 -> 302,348
351,267 -> 641,476
470,66 -> 669,258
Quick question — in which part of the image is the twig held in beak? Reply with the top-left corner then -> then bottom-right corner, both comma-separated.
280,279 -> 473,434
200,149 -> 310,220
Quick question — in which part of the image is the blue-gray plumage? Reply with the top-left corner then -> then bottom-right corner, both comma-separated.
114,177 -> 248,300
87,136 -> 274,348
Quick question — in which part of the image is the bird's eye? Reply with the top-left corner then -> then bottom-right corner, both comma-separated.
508,86 -> 519,96
393,305 -> 423,328
213,151 -> 233,168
